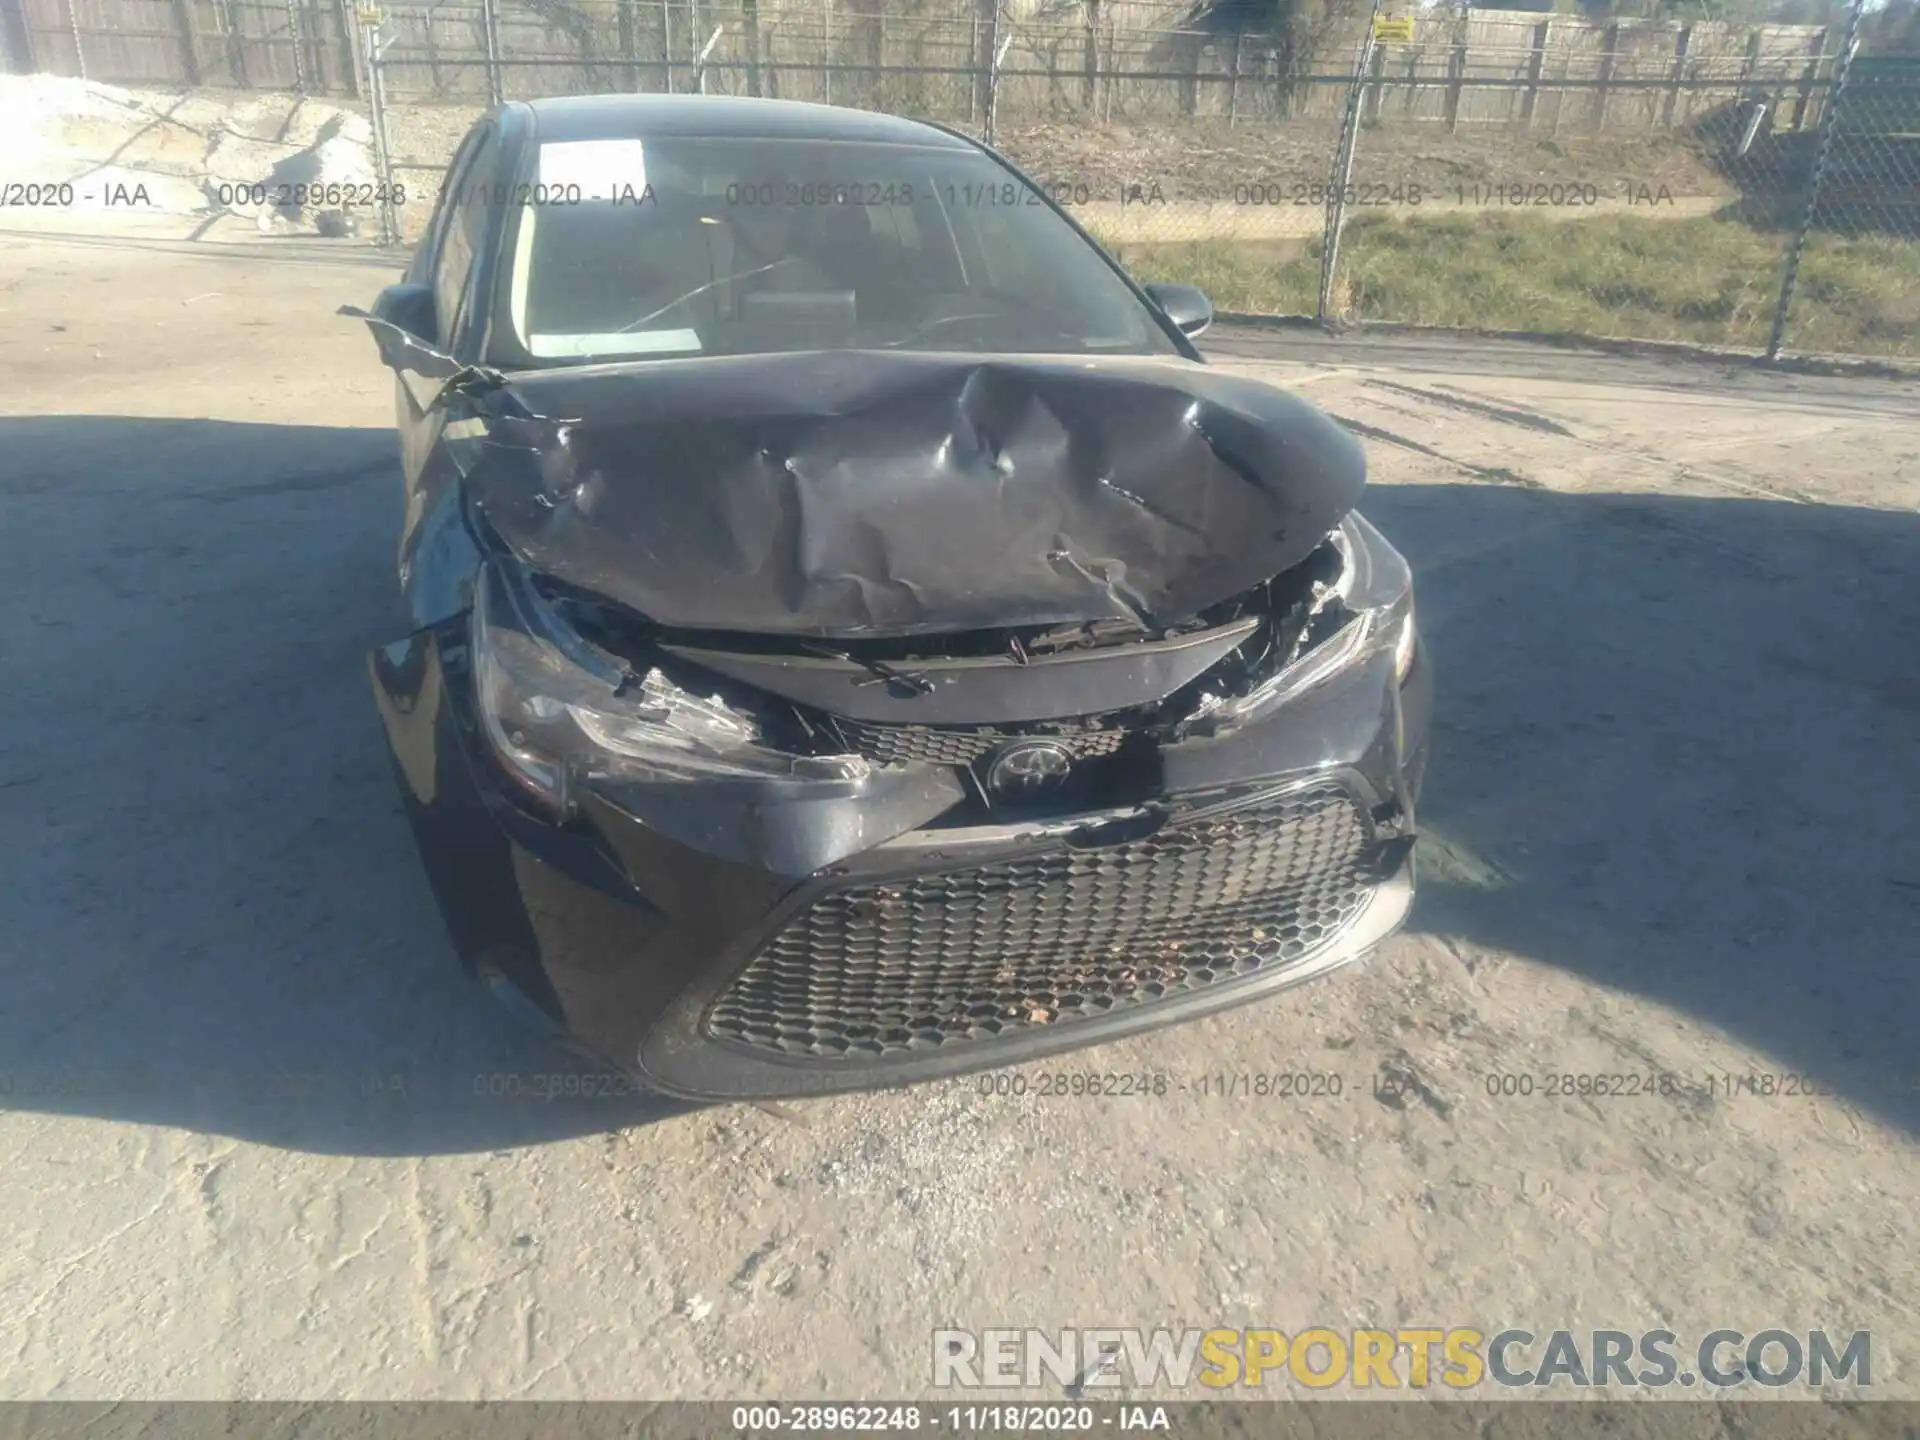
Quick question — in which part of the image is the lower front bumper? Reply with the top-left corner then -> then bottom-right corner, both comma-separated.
649,831 -> 1414,1099
371,627 -> 1430,1101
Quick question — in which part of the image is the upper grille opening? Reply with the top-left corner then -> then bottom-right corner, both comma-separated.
540,531 -> 1356,767
828,718 -> 1130,768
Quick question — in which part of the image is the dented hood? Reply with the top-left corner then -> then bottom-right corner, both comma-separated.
460,348 -> 1366,639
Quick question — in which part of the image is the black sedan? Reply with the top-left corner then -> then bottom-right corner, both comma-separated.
349,94 -> 1430,1100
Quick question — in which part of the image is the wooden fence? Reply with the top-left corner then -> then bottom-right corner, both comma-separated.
1,0 -> 360,90
0,0 -> 1836,137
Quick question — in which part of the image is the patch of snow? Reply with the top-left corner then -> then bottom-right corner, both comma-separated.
0,74 -> 384,236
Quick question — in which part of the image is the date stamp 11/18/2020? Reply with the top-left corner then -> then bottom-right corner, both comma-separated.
964,1065 -> 1918,1104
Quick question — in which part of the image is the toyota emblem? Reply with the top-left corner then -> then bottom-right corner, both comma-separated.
986,739 -> 1075,799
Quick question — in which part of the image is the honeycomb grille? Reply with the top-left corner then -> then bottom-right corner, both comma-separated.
833,719 -> 1128,768
706,783 -> 1375,1059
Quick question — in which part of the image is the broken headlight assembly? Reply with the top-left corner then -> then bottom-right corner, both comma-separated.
470,557 -> 871,809
1179,512 -> 1417,737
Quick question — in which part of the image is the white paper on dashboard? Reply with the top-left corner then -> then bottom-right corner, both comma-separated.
537,140 -> 648,201
526,329 -> 703,358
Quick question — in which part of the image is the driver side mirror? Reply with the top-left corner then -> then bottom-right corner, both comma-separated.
1143,282 -> 1213,339
371,282 -> 439,345
341,292 -> 499,416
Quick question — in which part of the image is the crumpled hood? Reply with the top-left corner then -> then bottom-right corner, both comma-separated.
464,349 -> 1367,639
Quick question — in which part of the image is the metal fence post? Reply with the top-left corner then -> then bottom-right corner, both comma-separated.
286,0 -> 307,90
981,0 -> 1002,143
1318,11 -> 1380,328
691,21 -> 720,94
968,13 -> 978,123
1361,34 -> 1385,124
662,0 -> 674,93
65,0 -> 86,78
480,0 -> 502,103
742,0 -> 760,97
363,12 -> 399,246
1764,0 -> 1864,362
1226,32 -> 1241,125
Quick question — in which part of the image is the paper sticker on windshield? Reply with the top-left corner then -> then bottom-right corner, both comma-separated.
537,140 -> 652,205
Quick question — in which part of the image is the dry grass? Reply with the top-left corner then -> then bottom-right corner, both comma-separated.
992,118 -> 1735,204
1122,211 -> 1920,358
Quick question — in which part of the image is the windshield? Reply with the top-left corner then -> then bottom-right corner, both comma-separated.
494,136 -> 1179,365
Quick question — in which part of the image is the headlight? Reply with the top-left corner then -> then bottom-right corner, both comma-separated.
1392,595 -> 1418,684
471,558 -> 870,808
1180,513 -> 1416,735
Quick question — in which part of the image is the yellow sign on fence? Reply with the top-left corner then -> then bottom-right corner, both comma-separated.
1372,15 -> 1416,42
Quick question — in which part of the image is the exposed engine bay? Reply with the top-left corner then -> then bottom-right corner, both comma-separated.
504,526 -> 1365,823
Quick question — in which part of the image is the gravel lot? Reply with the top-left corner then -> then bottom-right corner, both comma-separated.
1,228 -> 1916,1404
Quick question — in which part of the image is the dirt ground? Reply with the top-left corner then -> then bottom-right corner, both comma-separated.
0,227 -> 1917,1405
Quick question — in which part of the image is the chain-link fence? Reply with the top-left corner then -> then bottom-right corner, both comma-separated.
336,0 -> 1920,363
1290,5 -> 1920,362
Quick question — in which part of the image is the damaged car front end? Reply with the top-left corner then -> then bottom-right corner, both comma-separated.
357,95 -> 1429,1100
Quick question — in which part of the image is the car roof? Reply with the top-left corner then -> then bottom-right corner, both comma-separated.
516,94 -> 977,149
